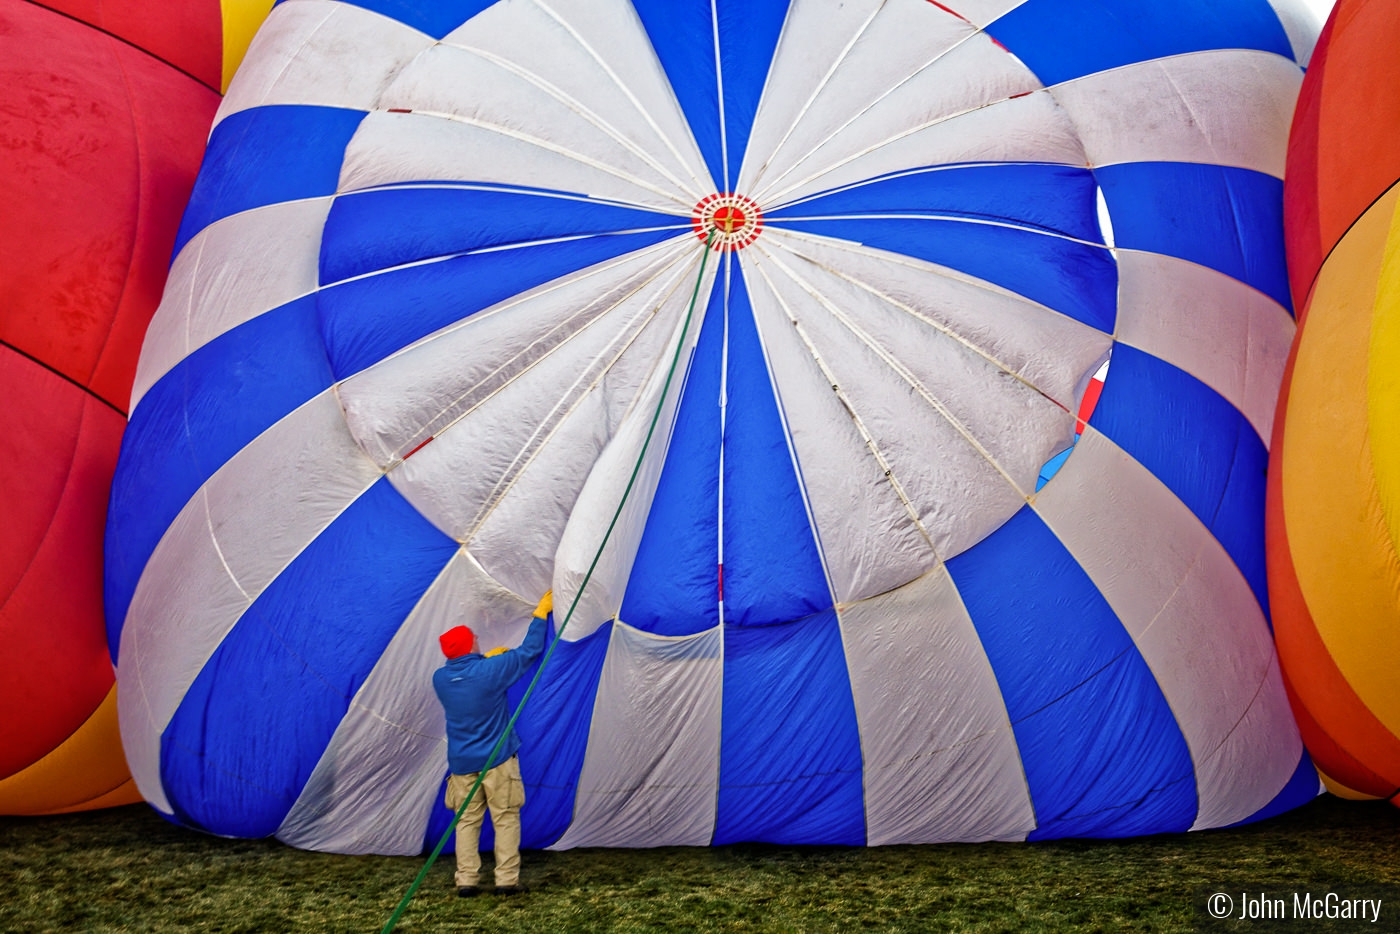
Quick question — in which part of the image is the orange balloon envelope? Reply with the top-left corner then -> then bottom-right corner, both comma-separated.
1271,0 -> 1400,804
0,0 -> 271,815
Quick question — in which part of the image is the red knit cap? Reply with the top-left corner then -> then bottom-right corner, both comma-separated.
439,625 -> 475,659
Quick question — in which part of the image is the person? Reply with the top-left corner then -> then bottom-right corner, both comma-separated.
433,591 -> 551,897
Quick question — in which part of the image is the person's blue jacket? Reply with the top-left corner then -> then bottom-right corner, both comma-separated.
433,614 -> 549,775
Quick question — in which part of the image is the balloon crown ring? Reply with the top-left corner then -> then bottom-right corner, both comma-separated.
692,193 -> 763,251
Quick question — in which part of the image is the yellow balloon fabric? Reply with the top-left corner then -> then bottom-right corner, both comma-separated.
221,0 -> 276,92
0,686 -> 139,815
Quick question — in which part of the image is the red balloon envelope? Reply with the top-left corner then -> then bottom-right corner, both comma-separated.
0,0 -> 267,814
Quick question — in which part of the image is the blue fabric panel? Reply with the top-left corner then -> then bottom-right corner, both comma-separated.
985,0 -> 1295,87
515,623 -> 613,849
174,106 -> 365,259
1096,163 -> 1291,311
947,506 -> 1198,838
316,229 -> 681,379
320,186 -> 683,285
767,164 -> 1105,244
160,479 -> 458,837
631,0 -> 791,191
1036,443 -> 1075,492
720,263 -> 830,626
618,270 -> 724,636
1227,748 -> 1320,827
770,214 -> 1116,333
104,297 -> 333,661
630,0 -> 719,190
712,610 -> 865,845
620,259 -> 831,633
336,0 -> 496,38
1088,345 -> 1270,614
711,0 -> 790,191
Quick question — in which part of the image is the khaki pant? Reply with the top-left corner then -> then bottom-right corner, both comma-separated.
445,756 -> 526,887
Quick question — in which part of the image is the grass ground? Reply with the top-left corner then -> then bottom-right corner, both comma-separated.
1,795 -> 1396,933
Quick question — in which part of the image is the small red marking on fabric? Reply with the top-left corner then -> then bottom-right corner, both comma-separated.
718,563 -> 724,600
924,0 -> 970,23
1010,91 -> 1032,100
386,108 -> 413,113
404,436 -> 435,460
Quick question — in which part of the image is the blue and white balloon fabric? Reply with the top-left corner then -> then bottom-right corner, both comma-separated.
108,0 -> 1321,852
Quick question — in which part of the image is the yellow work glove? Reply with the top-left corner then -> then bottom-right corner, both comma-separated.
533,590 -> 553,618
485,646 -> 509,658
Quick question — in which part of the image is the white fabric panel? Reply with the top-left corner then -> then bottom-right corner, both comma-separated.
761,91 -> 1084,209
441,0 -> 711,199
751,47 -> 1077,208
741,250 -> 937,604
379,47 -> 690,207
739,0 -> 975,196
341,110 -> 690,214
841,566 -> 1034,844
761,231 -> 1111,412
745,244 -> 1039,555
340,238 -> 690,465
550,622 -> 722,849
745,231 -> 1105,566
463,384 -> 666,606
132,198 -> 332,409
1049,51 -> 1302,177
1033,428 -> 1302,829
116,391 -> 383,815
278,550 -> 534,854
373,240 -> 702,601
549,251 -> 719,638
215,0 -> 436,128
1115,250 -> 1295,444
1267,0 -> 1321,67
460,272 -> 702,604
1199,650 -> 1304,827
1095,186 -> 1116,250
338,0 -> 729,212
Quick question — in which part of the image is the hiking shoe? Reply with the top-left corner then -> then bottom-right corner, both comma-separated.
493,884 -> 527,895
457,886 -> 481,898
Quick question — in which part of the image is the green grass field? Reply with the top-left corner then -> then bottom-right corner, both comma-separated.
2,795 -> 1396,933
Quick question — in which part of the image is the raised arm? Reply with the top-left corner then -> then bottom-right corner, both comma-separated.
477,593 -> 551,688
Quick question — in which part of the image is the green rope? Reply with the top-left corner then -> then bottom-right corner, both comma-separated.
380,230 -> 719,933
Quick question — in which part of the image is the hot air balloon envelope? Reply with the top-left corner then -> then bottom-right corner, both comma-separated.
109,0 -> 1320,851
1271,0 -> 1400,805
0,0 -> 271,816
